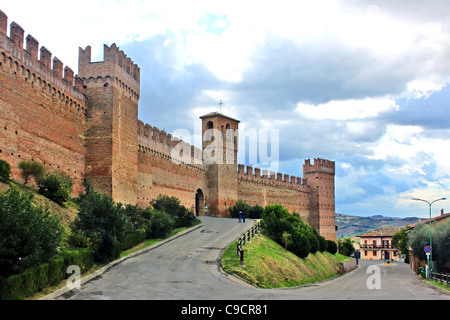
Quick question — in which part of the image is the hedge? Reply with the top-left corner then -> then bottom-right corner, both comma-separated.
0,248 -> 94,300
120,229 -> 146,252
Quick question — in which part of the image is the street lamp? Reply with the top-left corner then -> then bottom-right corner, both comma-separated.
411,197 -> 447,273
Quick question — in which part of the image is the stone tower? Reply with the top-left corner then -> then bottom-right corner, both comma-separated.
200,112 -> 240,216
303,158 -> 336,241
79,44 -> 140,205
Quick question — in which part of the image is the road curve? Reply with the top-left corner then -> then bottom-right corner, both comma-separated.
57,216 -> 450,300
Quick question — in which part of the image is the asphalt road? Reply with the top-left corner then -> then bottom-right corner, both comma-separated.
58,216 -> 450,300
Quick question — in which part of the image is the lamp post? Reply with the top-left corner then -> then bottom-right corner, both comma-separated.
411,197 -> 446,273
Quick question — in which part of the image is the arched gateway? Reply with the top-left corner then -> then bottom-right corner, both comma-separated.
195,189 -> 205,217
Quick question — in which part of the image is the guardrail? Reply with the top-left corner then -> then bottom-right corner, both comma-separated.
236,221 -> 261,266
430,271 -> 450,287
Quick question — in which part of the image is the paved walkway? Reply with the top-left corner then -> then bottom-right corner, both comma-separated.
56,216 -> 450,300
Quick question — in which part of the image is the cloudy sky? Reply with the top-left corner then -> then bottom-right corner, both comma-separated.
3,0 -> 450,218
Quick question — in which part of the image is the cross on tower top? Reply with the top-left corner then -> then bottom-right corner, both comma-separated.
218,100 -> 224,113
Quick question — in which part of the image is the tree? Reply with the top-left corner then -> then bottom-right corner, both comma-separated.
409,220 -> 450,272
392,228 -> 409,262
282,231 -> 291,251
142,207 -> 175,239
0,188 -> 62,277
407,223 -> 430,262
228,200 -> 252,218
71,180 -> 128,262
261,205 -> 317,259
338,238 -> 355,257
18,160 -> 46,185
150,194 -> 197,228
249,204 -> 264,219
0,159 -> 10,183
288,227 -> 311,259
433,220 -> 450,272
305,228 -> 320,254
326,240 -> 338,254
38,171 -> 73,205
317,234 -> 328,252
261,204 -> 290,239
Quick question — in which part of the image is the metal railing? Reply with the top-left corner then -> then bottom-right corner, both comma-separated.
236,221 -> 261,266
430,271 -> 450,287
361,244 -> 396,249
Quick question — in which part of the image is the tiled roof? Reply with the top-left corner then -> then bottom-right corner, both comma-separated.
407,212 -> 450,229
358,227 -> 403,238
199,112 -> 240,123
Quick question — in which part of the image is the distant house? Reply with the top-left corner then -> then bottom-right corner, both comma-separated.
357,227 -> 403,261
407,211 -> 450,229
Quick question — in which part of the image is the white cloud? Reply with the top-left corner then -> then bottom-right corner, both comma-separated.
407,80 -> 445,99
296,98 -> 399,120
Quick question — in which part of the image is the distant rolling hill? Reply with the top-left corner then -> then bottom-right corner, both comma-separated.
335,213 -> 425,239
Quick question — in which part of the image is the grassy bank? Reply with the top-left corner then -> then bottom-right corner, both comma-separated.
423,279 -> 450,292
222,234 -> 350,289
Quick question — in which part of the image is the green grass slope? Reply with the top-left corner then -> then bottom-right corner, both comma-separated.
222,234 -> 350,289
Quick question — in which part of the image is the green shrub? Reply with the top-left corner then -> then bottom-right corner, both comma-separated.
0,160 -> 10,183
306,230 -> 320,254
18,160 -> 46,185
47,258 -> 64,286
0,249 -> 94,300
150,194 -> 198,228
67,230 -> 98,251
38,171 -> 73,205
261,204 -> 290,239
143,207 -> 175,239
0,188 -> 63,277
59,249 -> 94,274
121,229 -> 146,251
123,203 -> 145,234
229,200 -> 264,219
36,263 -> 49,291
228,200 -> 252,218
317,234 -> 328,252
261,205 -> 332,259
1,273 -> 23,300
338,238 -> 355,257
326,240 -> 338,254
408,220 -> 450,271
21,268 -> 38,297
71,181 -> 128,263
249,204 -> 264,219
288,228 -> 311,259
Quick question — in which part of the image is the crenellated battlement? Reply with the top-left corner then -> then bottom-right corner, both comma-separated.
0,10 -> 84,103
137,120 -> 204,171
303,158 -> 335,175
78,44 -> 140,100
237,164 -> 309,190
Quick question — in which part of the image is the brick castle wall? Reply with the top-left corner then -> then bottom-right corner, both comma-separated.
0,11 -> 86,194
137,120 -> 207,212
0,10 -> 336,241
